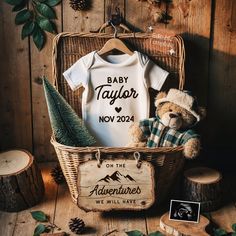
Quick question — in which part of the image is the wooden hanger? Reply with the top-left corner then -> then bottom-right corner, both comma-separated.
98,21 -> 131,34
97,22 -> 133,56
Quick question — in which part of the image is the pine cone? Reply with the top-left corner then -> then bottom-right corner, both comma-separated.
69,218 -> 85,235
69,0 -> 89,11
50,164 -> 65,184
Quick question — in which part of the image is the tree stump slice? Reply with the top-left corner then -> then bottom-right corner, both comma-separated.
0,150 -> 45,212
160,212 -> 210,236
183,167 -> 222,212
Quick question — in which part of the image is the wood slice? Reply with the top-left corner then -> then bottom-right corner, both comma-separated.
160,212 -> 210,236
183,167 -> 222,212
0,150 -> 45,212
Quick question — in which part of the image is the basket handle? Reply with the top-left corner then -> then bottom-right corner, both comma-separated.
52,32 -> 186,91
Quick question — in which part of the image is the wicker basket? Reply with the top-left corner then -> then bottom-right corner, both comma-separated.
51,32 -> 186,207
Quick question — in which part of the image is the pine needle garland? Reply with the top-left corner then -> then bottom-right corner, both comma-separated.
42,77 -> 96,147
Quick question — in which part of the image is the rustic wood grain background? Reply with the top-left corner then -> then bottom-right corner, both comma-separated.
0,0 -> 235,166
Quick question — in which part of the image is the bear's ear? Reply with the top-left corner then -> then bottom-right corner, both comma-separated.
155,91 -> 167,107
197,106 -> 207,120
156,91 -> 167,100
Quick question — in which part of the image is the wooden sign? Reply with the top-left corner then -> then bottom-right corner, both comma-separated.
77,159 -> 155,211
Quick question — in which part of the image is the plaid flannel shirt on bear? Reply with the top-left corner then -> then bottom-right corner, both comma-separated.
139,117 -> 199,147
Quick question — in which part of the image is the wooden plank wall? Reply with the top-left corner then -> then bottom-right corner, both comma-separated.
0,0 -> 235,164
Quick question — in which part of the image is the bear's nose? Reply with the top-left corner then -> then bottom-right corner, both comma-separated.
169,113 -> 178,119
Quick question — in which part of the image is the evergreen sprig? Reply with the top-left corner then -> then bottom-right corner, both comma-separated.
213,223 -> 236,236
42,77 -> 96,147
30,210 -> 66,236
126,223 -> 236,236
126,230 -> 164,236
4,0 -> 61,51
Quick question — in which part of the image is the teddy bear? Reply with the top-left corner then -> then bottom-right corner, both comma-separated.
128,89 -> 206,159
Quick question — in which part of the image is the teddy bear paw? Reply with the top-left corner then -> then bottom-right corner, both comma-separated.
127,142 -> 146,147
183,138 -> 201,159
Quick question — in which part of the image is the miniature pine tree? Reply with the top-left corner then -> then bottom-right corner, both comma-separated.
42,77 -> 96,147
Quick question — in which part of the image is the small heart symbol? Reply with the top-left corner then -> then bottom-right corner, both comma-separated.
115,107 -> 122,113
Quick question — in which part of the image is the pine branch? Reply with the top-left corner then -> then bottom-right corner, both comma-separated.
4,0 -> 61,51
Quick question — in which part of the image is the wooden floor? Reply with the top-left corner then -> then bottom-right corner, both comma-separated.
0,163 -> 236,236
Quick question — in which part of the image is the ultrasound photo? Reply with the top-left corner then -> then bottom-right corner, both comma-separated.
169,200 -> 200,223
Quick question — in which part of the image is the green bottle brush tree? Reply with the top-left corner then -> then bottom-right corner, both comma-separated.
42,77 -> 96,147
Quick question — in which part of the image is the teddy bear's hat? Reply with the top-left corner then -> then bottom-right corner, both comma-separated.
156,89 -> 200,122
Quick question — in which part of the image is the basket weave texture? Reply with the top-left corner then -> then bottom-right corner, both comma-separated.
51,32 -> 186,206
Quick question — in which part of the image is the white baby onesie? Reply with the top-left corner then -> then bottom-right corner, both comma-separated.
63,51 -> 169,147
